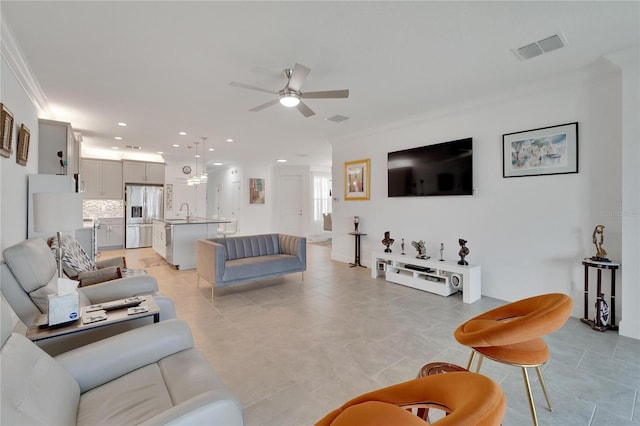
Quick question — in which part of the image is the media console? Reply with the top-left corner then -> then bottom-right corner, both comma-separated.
371,252 -> 481,303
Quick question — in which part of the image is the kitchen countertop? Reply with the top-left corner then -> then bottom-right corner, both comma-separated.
156,217 -> 230,225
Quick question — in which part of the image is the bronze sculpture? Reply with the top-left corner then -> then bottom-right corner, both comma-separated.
458,238 -> 469,265
591,224 -> 610,262
382,231 -> 394,253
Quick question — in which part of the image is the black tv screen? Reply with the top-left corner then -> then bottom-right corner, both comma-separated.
388,138 -> 473,197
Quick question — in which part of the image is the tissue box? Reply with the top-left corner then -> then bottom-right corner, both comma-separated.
48,291 -> 80,326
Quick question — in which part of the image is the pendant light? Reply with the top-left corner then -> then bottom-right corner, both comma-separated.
200,137 -> 208,183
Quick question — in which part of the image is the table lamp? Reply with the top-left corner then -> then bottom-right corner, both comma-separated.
33,192 -> 83,279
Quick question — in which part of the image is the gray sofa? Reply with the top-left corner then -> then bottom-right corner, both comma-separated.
197,234 -> 306,297
1,238 -> 176,356
1,297 -> 244,425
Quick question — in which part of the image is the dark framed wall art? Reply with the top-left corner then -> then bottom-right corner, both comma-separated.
503,122 -> 578,178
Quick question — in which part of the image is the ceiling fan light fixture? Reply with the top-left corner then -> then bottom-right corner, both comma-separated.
279,93 -> 300,107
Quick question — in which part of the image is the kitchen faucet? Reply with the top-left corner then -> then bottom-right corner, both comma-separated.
179,203 -> 191,219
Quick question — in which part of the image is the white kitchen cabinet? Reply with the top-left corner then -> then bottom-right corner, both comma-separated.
81,159 -> 123,199
38,119 -> 80,176
96,218 -> 124,249
152,219 -> 167,258
123,161 -> 165,184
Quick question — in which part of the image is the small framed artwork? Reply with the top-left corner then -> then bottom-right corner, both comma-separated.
344,158 -> 370,200
0,103 -> 14,158
16,124 -> 31,166
503,122 -> 578,178
249,178 -> 265,204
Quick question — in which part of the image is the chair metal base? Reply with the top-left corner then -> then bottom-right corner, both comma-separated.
467,350 -> 552,426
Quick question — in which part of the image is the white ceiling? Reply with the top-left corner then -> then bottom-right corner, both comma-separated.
2,1 -> 638,169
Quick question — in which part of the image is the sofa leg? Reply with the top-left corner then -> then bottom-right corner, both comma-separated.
301,271 -> 304,282
211,284 -> 215,299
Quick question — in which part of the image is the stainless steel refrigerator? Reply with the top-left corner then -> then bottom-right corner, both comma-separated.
125,185 -> 163,248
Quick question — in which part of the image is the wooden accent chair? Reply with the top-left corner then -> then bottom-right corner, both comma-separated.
315,371 -> 505,425
454,293 -> 573,426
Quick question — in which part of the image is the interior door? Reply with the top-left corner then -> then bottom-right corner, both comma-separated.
278,174 -> 304,235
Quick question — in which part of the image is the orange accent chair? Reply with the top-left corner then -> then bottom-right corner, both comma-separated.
316,371 -> 506,426
454,293 -> 573,426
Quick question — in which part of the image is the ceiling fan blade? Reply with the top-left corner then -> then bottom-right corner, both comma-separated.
296,101 -> 315,117
230,81 -> 278,95
287,63 -> 311,91
301,89 -> 350,99
249,99 -> 280,112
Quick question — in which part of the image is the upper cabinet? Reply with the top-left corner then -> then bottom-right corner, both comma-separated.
123,160 -> 165,184
81,159 -> 123,199
38,119 -> 80,176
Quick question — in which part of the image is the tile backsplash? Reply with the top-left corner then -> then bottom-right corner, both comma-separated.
83,200 -> 124,219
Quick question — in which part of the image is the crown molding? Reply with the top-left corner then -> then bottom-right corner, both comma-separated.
1,17 -> 52,116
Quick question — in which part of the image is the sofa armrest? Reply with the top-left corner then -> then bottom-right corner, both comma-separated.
197,239 -> 225,284
96,256 -> 126,269
140,392 -> 244,426
78,266 -> 122,287
279,234 -> 307,269
79,274 -> 159,304
55,319 -> 194,393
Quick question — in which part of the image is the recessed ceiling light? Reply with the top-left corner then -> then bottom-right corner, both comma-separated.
226,138 -> 234,142
157,151 -> 164,154
208,148 -> 214,151
117,122 -> 127,127
179,131 -> 187,136
276,159 -> 287,163
172,144 -> 180,147
213,162 -> 223,166
111,146 -> 119,150
114,136 -> 123,140
195,154 -> 200,158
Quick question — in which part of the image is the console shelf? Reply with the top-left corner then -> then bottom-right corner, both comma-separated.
371,252 -> 481,303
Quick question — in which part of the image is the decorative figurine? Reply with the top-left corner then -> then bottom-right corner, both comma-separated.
591,224 -> 610,262
412,240 -> 427,259
458,238 -> 469,265
382,231 -> 394,253
439,242 -> 444,261
596,294 -> 610,326
353,216 -> 359,232
401,238 -> 405,255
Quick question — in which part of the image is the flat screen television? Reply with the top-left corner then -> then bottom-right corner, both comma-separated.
388,138 -> 473,197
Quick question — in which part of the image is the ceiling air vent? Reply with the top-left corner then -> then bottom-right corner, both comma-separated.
513,33 -> 566,60
326,114 -> 350,123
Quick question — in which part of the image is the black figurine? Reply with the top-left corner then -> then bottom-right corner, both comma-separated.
382,231 -> 394,253
458,238 -> 469,265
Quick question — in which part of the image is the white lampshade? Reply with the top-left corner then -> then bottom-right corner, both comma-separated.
33,192 -> 83,233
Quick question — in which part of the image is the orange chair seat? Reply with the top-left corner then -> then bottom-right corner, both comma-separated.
474,337 -> 550,366
316,371 -> 506,426
454,293 -> 572,348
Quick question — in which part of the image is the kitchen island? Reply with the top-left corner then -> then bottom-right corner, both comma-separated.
152,218 -> 229,270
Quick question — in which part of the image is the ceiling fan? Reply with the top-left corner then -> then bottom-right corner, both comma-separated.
230,63 -> 349,117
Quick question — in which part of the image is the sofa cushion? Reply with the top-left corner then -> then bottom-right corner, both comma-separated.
1,333 -> 80,425
3,239 -> 57,293
28,275 -> 59,313
214,234 -> 280,260
77,363 -> 173,425
223,254 -> 301,282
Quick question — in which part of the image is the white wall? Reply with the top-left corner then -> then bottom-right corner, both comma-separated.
1,55 -> 39,253
331,63 -> 623,322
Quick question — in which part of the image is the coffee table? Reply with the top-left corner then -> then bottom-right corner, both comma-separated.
26,295 -> 160,342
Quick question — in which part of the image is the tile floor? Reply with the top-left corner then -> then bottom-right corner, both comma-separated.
106,244 -> 640,426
